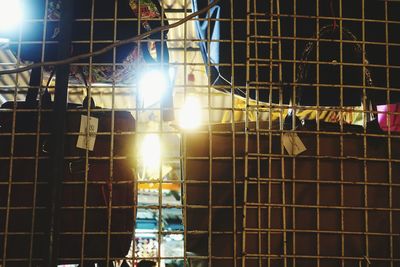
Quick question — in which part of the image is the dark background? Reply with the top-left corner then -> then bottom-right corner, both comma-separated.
194,0 -> 400,105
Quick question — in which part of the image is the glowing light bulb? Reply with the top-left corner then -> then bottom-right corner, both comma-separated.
140,134 -> 161,173
0,0 -> 23,33
138,69 -> 168,108
179,96 -> 202,129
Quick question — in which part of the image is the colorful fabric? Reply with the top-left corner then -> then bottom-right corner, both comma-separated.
129,0 -> 161,19
43,45 -> 146,85
40,0 -> 161,85
221,95 -> 365,126
129,0 -> 161,32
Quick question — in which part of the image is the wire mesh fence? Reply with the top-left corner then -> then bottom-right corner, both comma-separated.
0,0 -> 399,266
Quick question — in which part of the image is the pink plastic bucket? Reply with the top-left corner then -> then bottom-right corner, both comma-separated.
377,104 -> 400,132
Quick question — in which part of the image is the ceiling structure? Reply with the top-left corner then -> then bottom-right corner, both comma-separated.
0,0 -> 237,126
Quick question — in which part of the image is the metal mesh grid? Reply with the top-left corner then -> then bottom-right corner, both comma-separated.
239,0 -> 400,266
0,0 -> 399,267
185,0 -> 400,266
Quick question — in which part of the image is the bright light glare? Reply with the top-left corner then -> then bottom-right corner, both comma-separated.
0,0 -> 23,32
179,96 -> 202,129
138,69 -> 168,108
140,134 -> 161,173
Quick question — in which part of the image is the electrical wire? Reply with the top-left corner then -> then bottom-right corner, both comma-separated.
0,0 -> 220,75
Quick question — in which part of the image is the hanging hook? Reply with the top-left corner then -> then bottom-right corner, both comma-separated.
330,0 -> 338,30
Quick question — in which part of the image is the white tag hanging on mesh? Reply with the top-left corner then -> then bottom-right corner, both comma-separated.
282,132 -> 307,156
76,115 -> 99,151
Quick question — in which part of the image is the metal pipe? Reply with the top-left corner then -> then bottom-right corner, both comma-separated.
45,0 -> 74,266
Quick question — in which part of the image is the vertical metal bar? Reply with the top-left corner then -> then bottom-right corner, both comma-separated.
158,4 -> 166,261
45,0 -> 74,266
79,1 -> 95,265
315,1 -> 321,267
266,6 -> 273,264
183,1 -> 189,266
229,0 -> 237,266
291,1 -> 297,266
250,1 -> 262,267
158,81 -> 163,266
276,0 -> 283,86
26,68 -> 41,103
384,2 -> 394,267
158,2 -> 168,263
182,129 -> 188,267
162,2 -> 174,122
362,2 -> 368,266
135,3 -> 142,265
268,2 -> 275,266
1,78 -> 16,267
275,2 -> 285,266
266,1 -> 275,263
109,0 -> 118,265
337,1 -> 346,266
274,0 -> 287,265
360,1 -> 370,265
242,0 -> 251,265
28,1 -> 50,265
106,0 -> 118,264
206,1 -> 213,267
1,17 -> 23,267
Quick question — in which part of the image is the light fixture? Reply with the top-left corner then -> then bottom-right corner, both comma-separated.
0,0 -> 23,33
138,69 -> 169,108
140,134 -> 161,177
179,95 -> 202,129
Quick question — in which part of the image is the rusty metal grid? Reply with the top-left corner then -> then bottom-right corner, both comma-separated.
240,0 -> 400,267
0,0 -> 194,266
183,0 -> 400,267
1,0 -> 400,267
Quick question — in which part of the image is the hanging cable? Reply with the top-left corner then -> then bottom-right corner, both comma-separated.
0,0 -> 220,75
